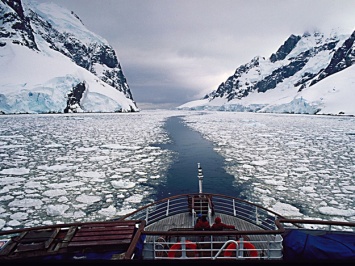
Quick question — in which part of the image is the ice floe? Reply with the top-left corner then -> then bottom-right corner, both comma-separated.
46,204 -> 69,216
43,189 -> 67,197
272,202 -> 303,217
183,111 -> 355,222
38,164 -> 77,171
0,219 -> 5,230
0,111 -> 176,230
9,198 -> 43,208
98,205 -> 117,217
111,180 -> 136,189
318,207 -> 355,217
0,168 -> 29,175
0,110 -> 353,231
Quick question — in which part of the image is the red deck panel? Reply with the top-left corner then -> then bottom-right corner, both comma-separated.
68,239 -> 131,247
67,221 -> 137,248
74,229 -> 134,237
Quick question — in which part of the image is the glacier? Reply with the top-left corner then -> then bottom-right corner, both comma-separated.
0,0 -> 139,114
178,30 -> 355,116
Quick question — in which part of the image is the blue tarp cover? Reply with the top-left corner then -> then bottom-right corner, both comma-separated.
283,229 -> 355,260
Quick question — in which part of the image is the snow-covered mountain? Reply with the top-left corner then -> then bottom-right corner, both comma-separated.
178,29 -> 355,116
0,0 -> 139,114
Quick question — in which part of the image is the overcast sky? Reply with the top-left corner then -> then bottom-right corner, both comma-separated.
35,0 -> 355,109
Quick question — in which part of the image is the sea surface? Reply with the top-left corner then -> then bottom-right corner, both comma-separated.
0,110 -> 354,231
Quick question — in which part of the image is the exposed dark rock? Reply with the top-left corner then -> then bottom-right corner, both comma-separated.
270,34 -> 301,63
310,30 -> 355,86
28,9 -> 135,101
64,82 -> 86,113
0,0 -> 137,112
1,0 -> 38,50
206,31 -> 349,103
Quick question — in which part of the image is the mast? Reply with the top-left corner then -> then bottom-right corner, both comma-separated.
197,163 -> 203,194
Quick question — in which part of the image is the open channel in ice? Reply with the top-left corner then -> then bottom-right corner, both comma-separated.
1,110 -> 354,232
0,111 -> 184,231
183,112 -> 355,226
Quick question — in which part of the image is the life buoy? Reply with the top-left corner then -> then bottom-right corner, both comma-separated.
224,241 -> 258,258
168,240 -> 198,258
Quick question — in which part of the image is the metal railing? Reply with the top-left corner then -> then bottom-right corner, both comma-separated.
211,195 -> 280,230
147,234 -> 283,260
276,218 -> 355,232
118,193 -> 284,229
118,195 -> 190,225
191,195 -> 213,226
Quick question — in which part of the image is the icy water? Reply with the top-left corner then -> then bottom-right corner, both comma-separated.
0,110 -> 354,231
155,115 -> 244,199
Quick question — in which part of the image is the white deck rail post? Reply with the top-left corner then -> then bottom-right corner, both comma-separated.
238,237 -> 244,258
181,237 -> 187,258
145,208 -> 149,224
166,199 -> 170,216
198,163 -> 203,194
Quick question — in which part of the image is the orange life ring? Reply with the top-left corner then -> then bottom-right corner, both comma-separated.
224,241 -> 258,258
168,240 -> 198,258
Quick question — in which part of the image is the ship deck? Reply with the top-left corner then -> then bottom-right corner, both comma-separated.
144,212 -> 276,244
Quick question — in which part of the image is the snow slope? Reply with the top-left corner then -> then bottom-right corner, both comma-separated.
0,0 -> 138,114
178,30 -> 355,116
